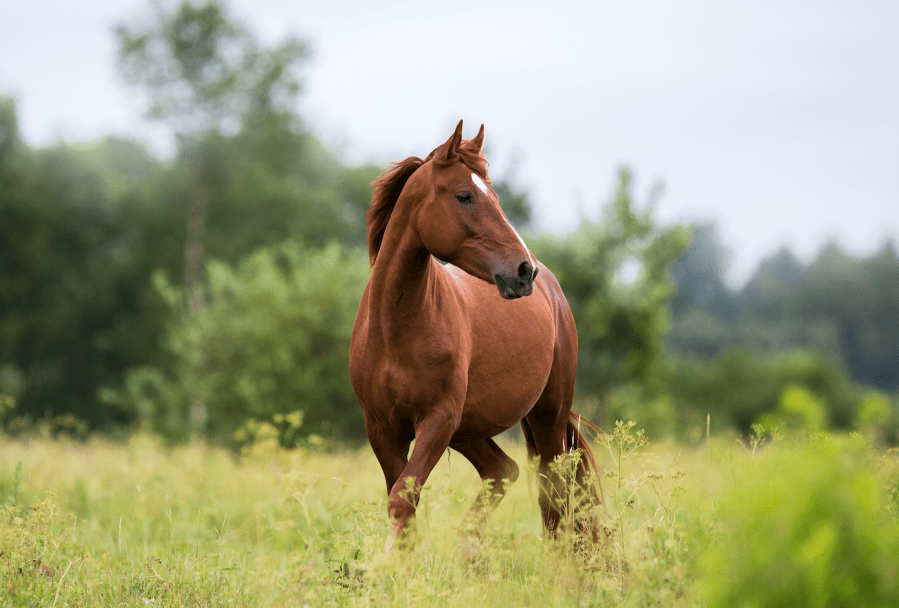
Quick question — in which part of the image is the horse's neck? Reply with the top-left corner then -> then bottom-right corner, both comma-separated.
367,219 -> 437,341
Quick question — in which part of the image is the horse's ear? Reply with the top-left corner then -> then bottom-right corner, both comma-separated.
470,124 -> 485,153
436,120 -> 464,163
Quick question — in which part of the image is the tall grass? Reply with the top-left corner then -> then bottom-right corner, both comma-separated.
1,425 -> 897,606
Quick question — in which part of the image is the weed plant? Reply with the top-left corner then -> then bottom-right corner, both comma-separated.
1,422 -> 897,606
702,433 -> 899,608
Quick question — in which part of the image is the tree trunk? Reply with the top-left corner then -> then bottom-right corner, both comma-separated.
184,143 -> 208,431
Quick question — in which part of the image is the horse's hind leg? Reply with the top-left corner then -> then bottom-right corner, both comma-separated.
524,410 -> 602,540
449,438 -> 520,539
522,311 -> 597,537
522,413 -> 571,534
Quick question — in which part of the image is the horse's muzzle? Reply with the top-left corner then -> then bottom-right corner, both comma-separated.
494,260 -> 539,299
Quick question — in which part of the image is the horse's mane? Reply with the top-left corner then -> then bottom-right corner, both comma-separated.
367,156 -> 423,266
367,139 -> 489,266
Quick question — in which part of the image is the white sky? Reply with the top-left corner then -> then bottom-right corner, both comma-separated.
2,0 -> 897,287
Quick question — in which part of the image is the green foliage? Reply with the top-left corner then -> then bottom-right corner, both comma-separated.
668,222 -> 733,319
603,386 -> 681,443
798,241 -> 899,390
669,224 -> 899,395
595,421 -> 689,597
2,58 -> 374,434
531,167 -> 691,402
0,95 -> 18,164
662,348 -> 869,438
0,105 -> 175,429
859,391 -> 891,428
6,421 -> 899,606
664,306 -> 733,358
491,164 -> 534,229
857,391 -> 899,446
703,436 -> 899,607
116,0 -> 308,137
184,128 -> 378,264
0,499 -> 90,605
117,0 -> 316,316
109,242 -> 369,443
759,384 -> 828,435
4,0 -> 897,445
234,411 -> 308,453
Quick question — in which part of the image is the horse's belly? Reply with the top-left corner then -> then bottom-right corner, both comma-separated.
455,379 -> 549,438
454,301 -> 556,438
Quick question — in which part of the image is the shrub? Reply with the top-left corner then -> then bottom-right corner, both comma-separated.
702,436 -> 899,607
664,348 -> 869,438
107,241 -> 369,443
758,384 -> 827,435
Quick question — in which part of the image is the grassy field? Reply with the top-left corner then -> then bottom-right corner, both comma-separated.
1,424 -> 898,607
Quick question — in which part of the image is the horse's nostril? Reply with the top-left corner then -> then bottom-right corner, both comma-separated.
517,260 -> 533,281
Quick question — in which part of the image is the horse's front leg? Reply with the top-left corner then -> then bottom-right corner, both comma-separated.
384,405 -> 458,550
365,416 -> 411,501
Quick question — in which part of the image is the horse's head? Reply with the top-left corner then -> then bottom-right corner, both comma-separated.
407,121 -> 539,299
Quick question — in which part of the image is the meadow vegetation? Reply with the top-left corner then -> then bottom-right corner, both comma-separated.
2,421 -> 898,607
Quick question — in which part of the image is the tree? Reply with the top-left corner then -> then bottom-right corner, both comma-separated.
107,242 -> 370,443
490,157 -> 534,229
0,96 -> 16,166
116,0 -> 310,315
0,99 -> 176,428
795,241 -> 899,390
530,167 -> 691,419
116,0 -> 312,429
669,222 -> 734,318
492,177 -> 532,229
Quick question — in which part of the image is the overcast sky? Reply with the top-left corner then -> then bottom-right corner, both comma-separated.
2,0 -> 897,286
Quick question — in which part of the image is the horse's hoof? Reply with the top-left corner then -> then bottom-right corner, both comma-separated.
458,536 -> 483,562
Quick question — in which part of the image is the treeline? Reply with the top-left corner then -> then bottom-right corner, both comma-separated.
1,0 -> 897,446
669,223 -> 899,391
624,224 -> 899,441
0,94 -> 375,433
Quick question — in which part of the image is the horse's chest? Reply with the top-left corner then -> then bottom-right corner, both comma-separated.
354,337 -> 465,414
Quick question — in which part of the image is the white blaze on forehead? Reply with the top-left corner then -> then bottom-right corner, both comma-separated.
471,172 -> 489,195
470,171 -> 537,271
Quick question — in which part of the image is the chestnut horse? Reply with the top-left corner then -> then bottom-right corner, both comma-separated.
350,121 -> 601,548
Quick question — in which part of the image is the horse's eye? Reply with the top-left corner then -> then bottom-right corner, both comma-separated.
456,190 -> 474,204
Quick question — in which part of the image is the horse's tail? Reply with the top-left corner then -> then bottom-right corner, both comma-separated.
521,416 -> 537,461
521,411 -> 604,542
566,412 -> 604,541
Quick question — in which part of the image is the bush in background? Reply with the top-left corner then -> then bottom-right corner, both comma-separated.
702,435 -> 899,607
104,241 -> 369,444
